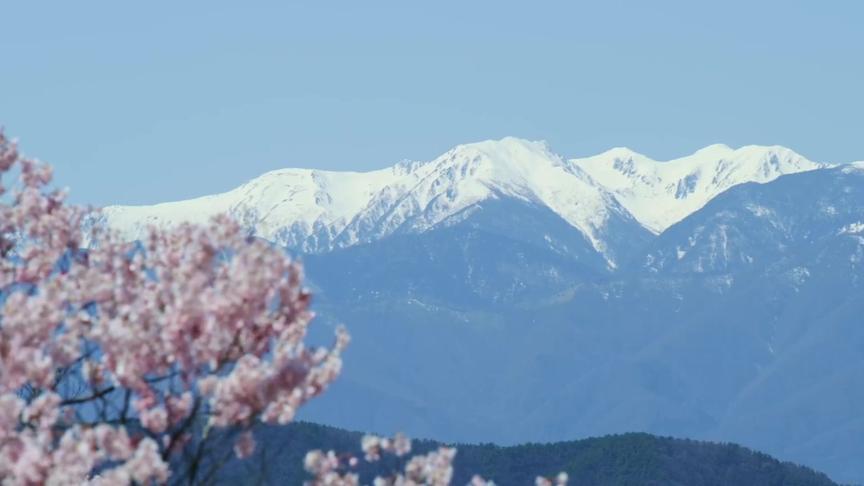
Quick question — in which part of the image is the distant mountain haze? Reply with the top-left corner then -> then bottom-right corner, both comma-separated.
100,139 -> 864,484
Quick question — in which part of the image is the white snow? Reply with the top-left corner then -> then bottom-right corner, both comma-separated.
570,144 -> 827,233
745,204 -> 774,218
103,137 -> 832,260
103,166 -> 404,248
787,266 -> 811,286
839,222 -> 864,235
841,161 -> 864,174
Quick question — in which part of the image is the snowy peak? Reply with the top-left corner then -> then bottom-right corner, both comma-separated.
103,165 -> 403,246
103,138 -> 834,264
104,138 -> 630,261
570,144 -> 828,233
690,143 -> 734,159
344,137 -> 628,256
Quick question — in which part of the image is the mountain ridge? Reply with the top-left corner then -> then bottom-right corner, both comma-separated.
212,422 -> 840,486
570,143 -> 828,233
101,138 -> 828,265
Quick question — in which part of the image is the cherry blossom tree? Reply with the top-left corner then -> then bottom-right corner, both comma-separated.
0,131 -> 348,484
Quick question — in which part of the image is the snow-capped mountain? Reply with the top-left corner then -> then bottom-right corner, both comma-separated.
104,138 -> 632,260
642,161 -> 864,275
103,138 -> 827,263
570,144 -> 829,233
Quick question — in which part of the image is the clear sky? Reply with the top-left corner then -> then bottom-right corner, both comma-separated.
1,1 -> 862,206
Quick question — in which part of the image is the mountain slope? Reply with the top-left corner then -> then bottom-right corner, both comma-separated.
640,162 -> 864,275
628,163 -> 864,481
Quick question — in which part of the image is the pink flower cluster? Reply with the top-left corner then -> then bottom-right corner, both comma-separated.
396,446 -> 457,486
304,432 -> 570,486
535,472 -> 569,486
0,131 -> 348,483
361,432 -> 411,461
304,433 -> 455,486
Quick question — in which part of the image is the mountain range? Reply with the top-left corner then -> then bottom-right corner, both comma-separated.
101,139 -> 864,484
103,138 -> 827,265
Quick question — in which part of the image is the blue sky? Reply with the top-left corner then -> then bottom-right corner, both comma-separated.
1,1 -> 862,206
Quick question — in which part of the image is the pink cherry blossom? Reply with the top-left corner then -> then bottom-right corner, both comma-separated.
233,431 -> 256,459
308,432 -> 570,486
470,475 -> 497,486
0,130 -> 348,483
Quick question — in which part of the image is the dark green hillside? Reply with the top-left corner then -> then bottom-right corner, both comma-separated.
212,422 -> 838,485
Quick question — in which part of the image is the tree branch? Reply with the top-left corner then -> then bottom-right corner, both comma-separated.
60,386 -> 115,405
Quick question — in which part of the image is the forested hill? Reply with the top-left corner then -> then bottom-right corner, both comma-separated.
216,422 -> 840,485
